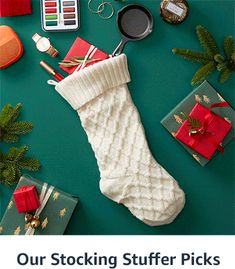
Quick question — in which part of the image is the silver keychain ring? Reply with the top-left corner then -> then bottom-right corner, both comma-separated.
97,2 -> 114,20
88,0 -> 105,14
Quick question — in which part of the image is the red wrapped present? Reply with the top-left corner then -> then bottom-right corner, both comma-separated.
13,185 -> 40,213
60,37 -> 110,74
0,0 -> 32,17
175,102 -> 232,160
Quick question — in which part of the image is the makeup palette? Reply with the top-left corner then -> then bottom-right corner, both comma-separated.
40,0 -> 80,32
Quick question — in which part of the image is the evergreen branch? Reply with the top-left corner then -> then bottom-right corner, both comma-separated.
18,157 -> 40,171
217,62 -> 228,72
172,48 -> 212,64
191,61 -> 216,85
9,103 -> 23,123
0,104 -> 14,128
214,54 -> 225,64
219,68 -> 232,83
0,103 -> 33,142
1,134 -> 19,143
5,121 -> 33,135
196,25 -> 219,57
232,51 -> 235,62
180,112 -> 202,129
223,35 -> 234,58
0,146 -> 40,186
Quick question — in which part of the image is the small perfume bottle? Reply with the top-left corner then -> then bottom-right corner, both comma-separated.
160,0 -> 189,24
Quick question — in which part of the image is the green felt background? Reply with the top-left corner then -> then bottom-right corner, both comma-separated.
0,0 -> 234,235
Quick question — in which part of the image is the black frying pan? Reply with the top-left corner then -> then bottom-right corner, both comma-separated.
112,4 -> 154,56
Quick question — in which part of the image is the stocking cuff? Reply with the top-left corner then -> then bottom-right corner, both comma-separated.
55,54 -> 131,110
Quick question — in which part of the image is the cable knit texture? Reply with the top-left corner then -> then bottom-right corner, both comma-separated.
55,54 -> 185,226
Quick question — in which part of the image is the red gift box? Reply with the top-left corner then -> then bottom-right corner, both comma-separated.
13,185 -> 40,213
60,37 -> 110,74
0,0 -> 32,17
175,103 -> 232,160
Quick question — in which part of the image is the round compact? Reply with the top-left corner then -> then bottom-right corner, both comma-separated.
160,0 -> 189,24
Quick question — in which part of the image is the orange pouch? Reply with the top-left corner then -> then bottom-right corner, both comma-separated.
0,25 -> 24,69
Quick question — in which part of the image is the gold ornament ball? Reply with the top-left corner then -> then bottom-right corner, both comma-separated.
30,218 -> 41,229
24,213 -> 33,222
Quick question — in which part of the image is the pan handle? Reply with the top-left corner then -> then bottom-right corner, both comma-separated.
112,38 -> 128,57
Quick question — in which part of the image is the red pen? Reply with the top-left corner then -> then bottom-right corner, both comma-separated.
40,61 -> 64,82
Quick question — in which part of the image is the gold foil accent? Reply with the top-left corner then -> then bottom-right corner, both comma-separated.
14,226 -> 21,235
195,94 -> 202,103
53,192 -> 60,201
59,208 -> 67,217
193,154 -> 200,162
174,114 -> 183,124
203,95 -> 210,103
7,200 -> 14,210
41,218 -> 49,229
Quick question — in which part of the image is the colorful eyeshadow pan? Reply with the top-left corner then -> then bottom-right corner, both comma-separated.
45,9 -> 57,14
41,0 -> 80,32
45,2 -> 56,7
63,1 -> 75,6
64,20 -> 76,25
64,14 -> 75,19
63,8 -> 75,12
46,21 -> 58,26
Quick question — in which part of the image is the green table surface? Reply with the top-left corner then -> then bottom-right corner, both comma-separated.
0,0 -> 234,235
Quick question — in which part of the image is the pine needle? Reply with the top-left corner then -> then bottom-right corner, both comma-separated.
219,68 -> 232,83
191,61 -> 216,85
180,112 -> 202,129
172,48 -> 212,64
196,25 -> 219,57
0,146 -> 40,186
0,104 -> 33,143
223,36 -> 234,58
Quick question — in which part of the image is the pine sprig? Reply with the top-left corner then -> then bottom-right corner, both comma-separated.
196,25 -> 219,57
59,56 -> 100,68
172,25 -> 235,85
191,61 -> 216,85
0,103 -> 41,186
180,112 -> 202,129
0,103 -> 33,143
0,146 -> 40,186
224,35 -> 234,58
172,49 -> 213,64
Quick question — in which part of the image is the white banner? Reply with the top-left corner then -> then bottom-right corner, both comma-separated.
0,236 -> 234,269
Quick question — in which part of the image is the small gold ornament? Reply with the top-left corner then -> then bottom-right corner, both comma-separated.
30,217 -> 41,229
24,213 -> 33,222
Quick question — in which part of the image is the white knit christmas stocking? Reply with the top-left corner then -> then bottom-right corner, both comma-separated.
55,54 -> 185,226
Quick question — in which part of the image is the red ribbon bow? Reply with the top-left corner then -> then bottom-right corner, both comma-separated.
188,102 -> 230,153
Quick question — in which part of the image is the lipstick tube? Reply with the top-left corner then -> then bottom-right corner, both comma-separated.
40,61 -> 64,81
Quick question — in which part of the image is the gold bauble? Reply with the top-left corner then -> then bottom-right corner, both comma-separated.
24,213 -> 33,222
30,217 -> 41,229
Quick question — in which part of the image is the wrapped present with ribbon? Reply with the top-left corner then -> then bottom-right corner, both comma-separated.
59,37 -> 110,75
175,102 -> 232,160
13,185 -> 40,213
161,81 -> 235,166
0,175 -> 78,235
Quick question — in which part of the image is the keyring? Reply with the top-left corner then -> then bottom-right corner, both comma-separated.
88,0 -> 105,14
97,2 -> 114,20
